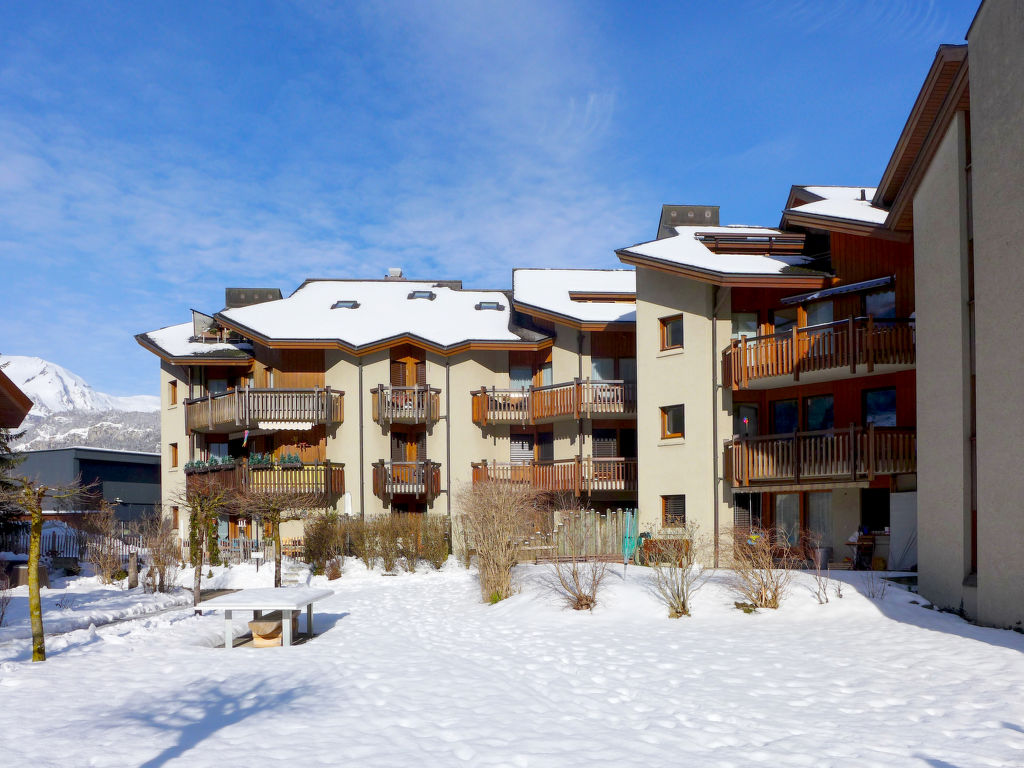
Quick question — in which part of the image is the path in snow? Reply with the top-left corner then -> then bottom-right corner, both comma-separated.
1,563 -> 1023,767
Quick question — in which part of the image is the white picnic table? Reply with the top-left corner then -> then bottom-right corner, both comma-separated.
195,587 -> 334,649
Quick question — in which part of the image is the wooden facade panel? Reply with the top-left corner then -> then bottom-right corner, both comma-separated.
830,232 -> 915,318
591,331 -> 636,358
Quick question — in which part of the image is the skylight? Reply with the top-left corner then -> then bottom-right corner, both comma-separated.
331,300 -> 360,309
475,301 -> 504,311
408,290 -> 436,301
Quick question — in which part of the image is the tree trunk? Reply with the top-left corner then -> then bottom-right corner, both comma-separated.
28,498 -> 45,662
274,518 -> 282,589
192,516 -> 203,608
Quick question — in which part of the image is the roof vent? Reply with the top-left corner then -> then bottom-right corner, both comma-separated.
408,290 -> 436,301
331,300 -> 360,309
860,188 -> 867,201
474,301 -> 504,311
386,267 -> 404,280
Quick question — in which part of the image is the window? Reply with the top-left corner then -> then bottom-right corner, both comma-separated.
863,388 -> 897,426
474,301 -> 504,311
805,300 -> 833,328
661,404 -> 684,439
171,506 -> 180,529
169,443 -> 179,468
168,380 -> 177,406
804,394 -> 834,431
731,312 -> 758,340
773,307 -> 798,333
774,493 -> 800,547
208,379 -> 228,395
733,403 -> 759,437
864,289 -> 896,320
771,399 -> 799,434
331,300 -> 360,309
509,365 -> 533,390
591,357 -> 615,381
662,496 -> 686,527
807,493 -> 832,547
660,314 -> 684,350
208,442 -> 229,459
408,290 -> 436,301
619,357 -> 637,382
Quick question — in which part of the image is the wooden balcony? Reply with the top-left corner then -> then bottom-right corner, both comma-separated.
726,425 -> 916,489
723,317 -> 915,390
185,388 -> 343,433
372,460 -> 442,504
471,457 -> 638,495
371,385 -> 441,425
471,380 -> 636,426
185,462 -> 345,500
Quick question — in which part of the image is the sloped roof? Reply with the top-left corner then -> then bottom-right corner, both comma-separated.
512,269 -> 636,326
782,185 -> 890,229
0,365 -> 32,428
135,323 -> 254,365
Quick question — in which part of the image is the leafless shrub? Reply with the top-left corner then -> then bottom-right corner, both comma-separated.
456,481 -> 542,603
55,591 -> 77,610
373,515 -> 401,573
859,569 -> 889,600
834,579 -> 844,599
139,513 -> 180,593
646,523 -> 712,617
81,506 -> 124,585
397,514 -> 421,573
325,557 -> 343,581
348,518 -> 377,570
0,574 -> 10,627
547,505 -> 608,611
421,516 -> 450,570
303,512 -> 345,573
726,527 -> 798,610
803,532 -> 831,605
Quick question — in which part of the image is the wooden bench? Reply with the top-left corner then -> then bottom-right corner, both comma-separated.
248,610 -> 300,648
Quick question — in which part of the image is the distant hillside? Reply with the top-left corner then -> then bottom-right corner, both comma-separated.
0,355 -> 160,453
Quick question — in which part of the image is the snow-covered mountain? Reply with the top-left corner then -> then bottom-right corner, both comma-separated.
0,356 -> 159,416
0,356 -> 160,452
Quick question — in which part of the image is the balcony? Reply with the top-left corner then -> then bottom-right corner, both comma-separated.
372,460 -> 443,504
185,461 -> 345,500
371,385 -> 441,425
471,457 -> 638,495
471,379 -> 636,426
726,425 -> 916,489
723,317 -> 915,390
185,388 -> 344,433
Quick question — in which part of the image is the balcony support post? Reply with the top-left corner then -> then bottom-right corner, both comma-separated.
866,315 -> 875,373
867,424 -> 875,481
740,338 -> 748,389
849,423 -> 858,481
848,317 -> 857,374
792,326 -> 800,382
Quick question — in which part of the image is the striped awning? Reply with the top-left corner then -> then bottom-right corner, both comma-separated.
256,421 -> 314,431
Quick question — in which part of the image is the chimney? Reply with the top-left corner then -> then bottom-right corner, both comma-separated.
385,267 -> 404,280
860,189 -> 867,201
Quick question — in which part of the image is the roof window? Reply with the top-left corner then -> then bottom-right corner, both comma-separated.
475,301 -> 504,311
408,290 -> 436,301
331,300 -> 360,309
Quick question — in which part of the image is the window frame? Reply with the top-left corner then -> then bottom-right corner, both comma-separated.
168,380 -> 177,406
661,495 -> 686,528
169,442 -> 179,468
659,314 -> 684,351
660,404 -> 685,439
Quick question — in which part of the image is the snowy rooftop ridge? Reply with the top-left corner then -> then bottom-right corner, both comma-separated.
512,269 -> 636,325
215,279 -> 540,349
786,185 -> 889,226
138,323 -> 254,362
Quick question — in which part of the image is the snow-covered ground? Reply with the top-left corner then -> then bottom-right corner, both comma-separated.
1,562 -> 1023,767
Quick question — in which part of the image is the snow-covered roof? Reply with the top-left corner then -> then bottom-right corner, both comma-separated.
138,323 -> 254,362
617,225 -> 826,281
786,185 -> 889,226
217,280 -> 539,349
512,269 -> 636,325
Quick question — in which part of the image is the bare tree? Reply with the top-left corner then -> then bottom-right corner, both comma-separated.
232,486 -> 320,587
75,503 -> 123,584
725,527 -> 799,610
137,511 -> 180,593
547,503 -> 609,611
171,475 -> 233,606
456,481 -> 542,603
646,523 -> 713,617
0,573 -> 11,627
2,477 -> 84,662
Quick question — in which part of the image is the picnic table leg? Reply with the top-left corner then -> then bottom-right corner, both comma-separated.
224,609 -> 233,649
306,603 -> 314,639
282,609 -> 293,647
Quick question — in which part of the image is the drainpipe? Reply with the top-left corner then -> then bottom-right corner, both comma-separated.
445,358 -> 452,517
711,285 -> 728,567
577,330 -> 585,460
358,357 -> 365,519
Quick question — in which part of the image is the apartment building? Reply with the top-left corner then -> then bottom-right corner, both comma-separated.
619,197 -> 919,566
137,269 -> 637,539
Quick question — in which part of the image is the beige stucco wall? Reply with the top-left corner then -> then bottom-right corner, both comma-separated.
912,111 -> 973,613
159,360 -> 188,536
634,267 -> 731,551
966,0 -> 1024,628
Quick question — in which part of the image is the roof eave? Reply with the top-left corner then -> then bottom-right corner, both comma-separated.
616,249 -> 830,289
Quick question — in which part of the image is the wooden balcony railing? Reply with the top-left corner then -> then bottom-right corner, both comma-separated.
372,460 -> 443,504
471,457 -> 638,495
726,425 -> 916,487
723,317 -> 915,389
371,385 -> 441,425
471,380 -> 636,426
185,388 -> 344,432
185,462 -> 345,499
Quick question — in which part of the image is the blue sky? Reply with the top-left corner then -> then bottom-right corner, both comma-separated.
0,0 -> 977,397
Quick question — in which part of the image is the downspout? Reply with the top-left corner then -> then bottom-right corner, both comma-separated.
577,330 -> 585,461
358,357 -> 365,519
445,358 -> 452,517
711,285 -> 728,568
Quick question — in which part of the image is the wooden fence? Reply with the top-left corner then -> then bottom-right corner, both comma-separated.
520,507 -> 639,563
